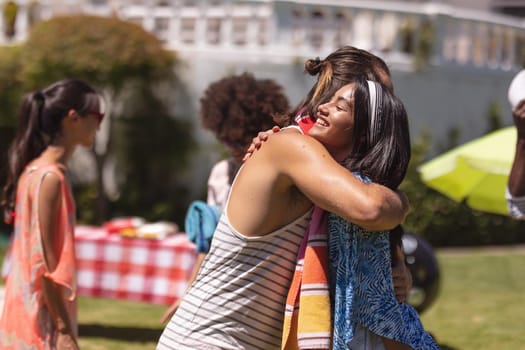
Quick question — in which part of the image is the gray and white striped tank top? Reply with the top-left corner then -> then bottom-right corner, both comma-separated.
157,209 -> 312,350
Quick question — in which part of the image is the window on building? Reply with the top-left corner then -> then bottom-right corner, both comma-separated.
500,28 -> 514,68
487,26 -> 501,65
442,19 -> 457,61
353,11 -> 374,51
456,22 -> 471,64
180,17 -> 196,44
291,8 -> 303,47
154,17 -> 171,42
310,10 -> 324,50
207,17 -> 222,45
377,13 -> 398,53
399,16 -> 416,54
334,10 -> 351,48
515,34 -> 525,67
232,17 -> 248,46
472,23 -> 487,66
258,17 -> 269,46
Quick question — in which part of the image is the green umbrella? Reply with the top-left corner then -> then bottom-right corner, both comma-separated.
418,126 -> 517,215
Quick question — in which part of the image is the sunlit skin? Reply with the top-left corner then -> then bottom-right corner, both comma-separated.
308,83 -> 356,162
244,85 -> 358,163
157,78 -> 411,349
241,83 -> 414,323
227,82 -> 407,237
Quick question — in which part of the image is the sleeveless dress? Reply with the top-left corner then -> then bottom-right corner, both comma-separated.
0,164 -> 77,349
328,174 -> 438,350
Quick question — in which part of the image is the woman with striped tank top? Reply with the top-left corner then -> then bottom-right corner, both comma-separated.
157,77 -> 409,350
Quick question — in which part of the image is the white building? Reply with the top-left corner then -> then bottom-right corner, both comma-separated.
1,0 -> 525,180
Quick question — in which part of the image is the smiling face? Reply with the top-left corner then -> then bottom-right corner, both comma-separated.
308,83 -> 357,162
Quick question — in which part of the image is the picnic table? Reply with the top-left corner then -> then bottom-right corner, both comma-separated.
75,225 -> 196,305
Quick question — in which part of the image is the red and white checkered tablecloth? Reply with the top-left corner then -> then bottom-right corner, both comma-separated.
75,225 -> 196,305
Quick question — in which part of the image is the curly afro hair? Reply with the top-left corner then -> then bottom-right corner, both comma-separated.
200,72 -> 290,148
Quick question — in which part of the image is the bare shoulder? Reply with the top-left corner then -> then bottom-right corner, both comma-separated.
242,128 -> 335,182
39,171 -> 63,202
267,127 -> 328,156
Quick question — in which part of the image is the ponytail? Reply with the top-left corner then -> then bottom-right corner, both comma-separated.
1,79 -> 99,223
1,92 -> 47,223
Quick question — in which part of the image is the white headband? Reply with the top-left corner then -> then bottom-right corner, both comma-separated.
367,80 -> 382,144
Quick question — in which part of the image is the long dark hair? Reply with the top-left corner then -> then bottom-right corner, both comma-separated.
1,79 -> 99,223
345,77 -> 410,190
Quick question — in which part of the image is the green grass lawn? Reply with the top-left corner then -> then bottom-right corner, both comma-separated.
420,248 -> 525,350
2,245 -> 525,349
77,298 -> 166,350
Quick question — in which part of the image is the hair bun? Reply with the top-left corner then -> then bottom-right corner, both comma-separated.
304,57 -> 323,76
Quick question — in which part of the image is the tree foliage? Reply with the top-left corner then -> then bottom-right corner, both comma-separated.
0,45 -> 23,127
17,15 -> 193,224
21,15 -> 175,91
0,45 -> 23,236
109,83 -> 196,224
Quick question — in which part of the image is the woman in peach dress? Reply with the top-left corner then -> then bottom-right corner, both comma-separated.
0,79 -> 103,349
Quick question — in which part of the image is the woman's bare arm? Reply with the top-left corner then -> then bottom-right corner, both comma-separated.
38,173 -> 79,348
267,131 -> 408,231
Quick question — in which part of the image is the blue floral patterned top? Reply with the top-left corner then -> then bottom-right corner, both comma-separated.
328,174 -> 439,350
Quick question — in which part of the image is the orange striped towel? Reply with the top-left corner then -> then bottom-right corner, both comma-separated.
281,206 -> 332,350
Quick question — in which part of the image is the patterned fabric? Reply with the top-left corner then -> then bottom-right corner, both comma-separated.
506,187 -> 525,220
328,176 -> 439,350
157,209 -> 312,350
347,324 -> 386,350
75,225 -> 196,305
0,164 -> 77,349
282,207 -> 331,350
